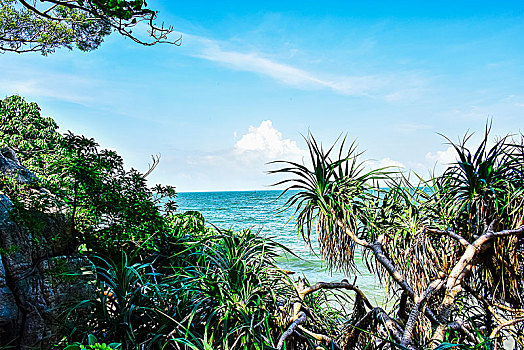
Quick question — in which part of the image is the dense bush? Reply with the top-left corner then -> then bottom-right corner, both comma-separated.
0,96 -> 345,350
0,95 -> 177,260
4,95 -> 522,349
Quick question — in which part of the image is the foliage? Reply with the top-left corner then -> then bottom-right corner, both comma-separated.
1,95 -> 347,349
270,135 -> 387,273
0,0 -> 180,55
272,129 -> 524,349
0,95 -> 177,259
63,334 -> 121,349
63,220 -> 341,350
7,94 -> 524,349
0,95 -> 64,173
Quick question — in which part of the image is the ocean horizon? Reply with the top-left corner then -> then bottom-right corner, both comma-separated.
176,189 -> 384,305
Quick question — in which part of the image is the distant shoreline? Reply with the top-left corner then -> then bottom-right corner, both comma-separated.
177,189 -> 291,194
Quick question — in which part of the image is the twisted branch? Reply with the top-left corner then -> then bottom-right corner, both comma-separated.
431,225 -> 524,346
401,279 -> 444,348
298,281 -> 373,309
276,311 -> 307,350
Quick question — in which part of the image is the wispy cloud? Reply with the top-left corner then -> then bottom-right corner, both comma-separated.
181,33 -> 387,97
0,69 -> 97,106
426,146 -> 457,166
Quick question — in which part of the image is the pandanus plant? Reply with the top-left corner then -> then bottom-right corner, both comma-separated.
271,128 -> 524,350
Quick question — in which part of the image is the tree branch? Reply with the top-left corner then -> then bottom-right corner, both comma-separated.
426,227 -> 470,248
369,236 -> 416,297
337,218 -> 442,326
490,317 -> 524,339
345,307 -> 403,346
297,326 -> 342,350
446,321 -> 477,343
19,0 -> 55,20
432,225 -> 524,345
277,311 -> 307,350
298,281 -> 373,309
401,279 -> 444,348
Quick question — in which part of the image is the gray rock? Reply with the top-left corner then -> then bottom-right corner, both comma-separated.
0,147 -> 38,184
0,149 -> 95,348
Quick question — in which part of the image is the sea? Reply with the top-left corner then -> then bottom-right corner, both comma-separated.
176,190 -> 384,305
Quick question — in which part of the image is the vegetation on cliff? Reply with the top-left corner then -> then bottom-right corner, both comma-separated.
1,95 -> 523,349
0,95 -> 345,349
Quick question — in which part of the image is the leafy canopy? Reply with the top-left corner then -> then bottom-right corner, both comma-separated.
0,0 -> 180,55
0,95 -> 177,258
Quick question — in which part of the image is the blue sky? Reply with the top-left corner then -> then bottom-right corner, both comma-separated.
1,1 -> 523,191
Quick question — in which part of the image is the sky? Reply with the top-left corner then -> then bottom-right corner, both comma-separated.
1,1 -> 523,192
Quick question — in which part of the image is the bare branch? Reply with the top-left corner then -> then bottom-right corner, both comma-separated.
488,225 -> 524,238
276,311 -> 307,350
432,225 -> 524,345
490,317 -> 524,339
401,279 -> 444,348
297,326 -> 342,350
143,154 -> 160,178
337,217 -> 370,248
298,281 -> 373,309
369,237 -> 416,298
19,0 -> 55,20
426,227 -> 470,248
346,307 -> 403,346
36,0 -> 90,11
337,218 -> 442,326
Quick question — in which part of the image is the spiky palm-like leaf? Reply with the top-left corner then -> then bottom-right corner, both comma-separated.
269,133 -> 390,273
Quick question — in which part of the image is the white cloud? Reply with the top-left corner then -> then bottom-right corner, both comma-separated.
234,120 -> 305,161
182,33 -> 383,97
155,120 -> 306,191
425,146 -> 457,166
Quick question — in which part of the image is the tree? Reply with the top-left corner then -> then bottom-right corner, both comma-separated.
272,128 -> 524,349
0,95 -> 178,258
0,95 -> 345,349
0,0 -> 180,55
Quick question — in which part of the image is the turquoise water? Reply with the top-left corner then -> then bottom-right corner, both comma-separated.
176,190 -> 384,305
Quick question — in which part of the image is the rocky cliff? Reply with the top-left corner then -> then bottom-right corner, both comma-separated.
0,147 -> 96,349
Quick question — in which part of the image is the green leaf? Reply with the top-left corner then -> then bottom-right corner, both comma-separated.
88,334 -> 98,346
64,345 -> 82,350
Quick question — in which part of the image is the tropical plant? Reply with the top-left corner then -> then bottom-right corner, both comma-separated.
0,95 -> 178,260
2,95 -> 358,349
272,128 -> 524,350
63,334 -> 121,349
63,253 -> 174,349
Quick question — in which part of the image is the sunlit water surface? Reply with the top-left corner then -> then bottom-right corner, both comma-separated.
176,190 -> 384,305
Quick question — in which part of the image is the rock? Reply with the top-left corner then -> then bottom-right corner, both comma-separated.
0,149 -> 95,348
0,249 -> 18,338
0,147 -> 38,184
